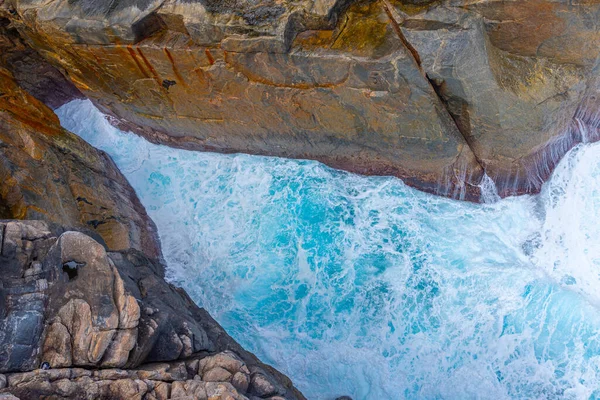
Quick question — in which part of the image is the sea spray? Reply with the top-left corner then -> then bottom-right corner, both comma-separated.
479,173 -> 501,204
58,99 -> 600,400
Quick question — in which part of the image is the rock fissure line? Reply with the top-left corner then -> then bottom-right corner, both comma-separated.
380,0 -> 422,69
380,0 -> 486,184
425,72 -> 487,175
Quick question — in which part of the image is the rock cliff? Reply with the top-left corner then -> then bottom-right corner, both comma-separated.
3,0 -> 599,200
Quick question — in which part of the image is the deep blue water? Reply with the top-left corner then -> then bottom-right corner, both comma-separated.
58,100 -> 600,399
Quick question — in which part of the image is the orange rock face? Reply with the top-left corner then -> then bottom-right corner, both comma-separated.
4,0 -> 600,200
0,37 -> 161,257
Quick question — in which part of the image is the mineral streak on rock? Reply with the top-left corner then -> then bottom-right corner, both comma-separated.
4,0 -> 599,201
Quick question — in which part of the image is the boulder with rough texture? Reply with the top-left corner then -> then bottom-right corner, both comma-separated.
0,220 -> 304,399
4,0 -> 600,200
41,231 -> 141,368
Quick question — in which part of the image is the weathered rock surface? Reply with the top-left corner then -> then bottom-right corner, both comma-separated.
3,0 -> 599,200
0,220 -> 304,399
0,17 -> 84,110
2,360 -> 284,399
398,0 -> 600,196
0,49 -> 160,257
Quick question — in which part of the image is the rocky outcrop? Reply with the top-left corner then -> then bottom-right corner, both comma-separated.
0,220 -> 303,399
400,0 -> 600,197
3,0 -> 599,201
2,363 -> 251,399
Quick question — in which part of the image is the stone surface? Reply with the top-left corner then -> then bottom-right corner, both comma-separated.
396,0 -> 600,196
0,220 -> 304,399
0,17 -> 84,110
202,367 -> 232,382
1,363 -> 290,399
249,372 -> 282,398
3,0 -> 476,199
232,372 -> 250,394
0,45 -> 161,257
4,0 -> 600,200
0,221 -> 54,372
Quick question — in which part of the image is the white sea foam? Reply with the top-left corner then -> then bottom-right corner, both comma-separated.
57,99 -> 600,400
479,173 -> 501,204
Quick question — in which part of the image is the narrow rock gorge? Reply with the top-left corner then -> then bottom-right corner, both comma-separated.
1,0 -> 600,399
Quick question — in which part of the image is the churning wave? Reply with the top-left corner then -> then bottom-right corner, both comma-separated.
57,99 -> 600,400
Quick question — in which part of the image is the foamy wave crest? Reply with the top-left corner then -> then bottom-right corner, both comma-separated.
57,99 -> 600,400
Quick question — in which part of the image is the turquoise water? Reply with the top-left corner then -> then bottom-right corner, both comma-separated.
58,100 -> 600,399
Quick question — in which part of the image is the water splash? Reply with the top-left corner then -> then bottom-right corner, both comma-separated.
528,144 -> 600,306
57,100 -> 600,400
479,173 -> 501,204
